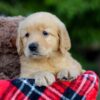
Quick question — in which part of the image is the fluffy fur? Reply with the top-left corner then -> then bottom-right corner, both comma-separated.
16,12 -> 82,86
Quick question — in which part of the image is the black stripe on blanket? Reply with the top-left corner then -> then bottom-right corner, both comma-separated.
11,79 -> 46,100
62,87 -> 83,100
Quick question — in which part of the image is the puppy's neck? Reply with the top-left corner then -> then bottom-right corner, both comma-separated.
20,55 -> 58,77
20,52 -> 71,78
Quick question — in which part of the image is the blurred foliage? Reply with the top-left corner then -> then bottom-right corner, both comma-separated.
0,0 -> 100,72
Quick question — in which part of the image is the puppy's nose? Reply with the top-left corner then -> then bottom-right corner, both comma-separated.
29,43 -> 38,52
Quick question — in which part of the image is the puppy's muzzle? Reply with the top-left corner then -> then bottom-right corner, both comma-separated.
29,42 -> 39,54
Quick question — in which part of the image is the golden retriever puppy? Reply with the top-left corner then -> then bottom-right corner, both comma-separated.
16,12 -> 82,86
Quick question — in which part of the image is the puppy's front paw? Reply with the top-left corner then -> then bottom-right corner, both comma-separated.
57,69 -> 69,80
33,71 -> 55,87
57,69 -> 80,80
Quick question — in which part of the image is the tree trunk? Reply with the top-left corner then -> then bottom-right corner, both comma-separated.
0,16 -> 23,79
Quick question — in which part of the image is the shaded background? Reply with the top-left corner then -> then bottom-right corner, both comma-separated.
0,0 -> 100,99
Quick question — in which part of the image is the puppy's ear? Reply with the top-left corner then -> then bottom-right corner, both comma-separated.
58,22 -> 71,54
16,27 -> 23,55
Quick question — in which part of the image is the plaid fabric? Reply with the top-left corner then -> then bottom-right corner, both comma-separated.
0,71 -> 99,100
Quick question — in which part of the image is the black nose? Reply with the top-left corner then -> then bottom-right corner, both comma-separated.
29,43 -> 38,52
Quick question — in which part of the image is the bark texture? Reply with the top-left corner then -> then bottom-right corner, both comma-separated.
0,16 -> 23,79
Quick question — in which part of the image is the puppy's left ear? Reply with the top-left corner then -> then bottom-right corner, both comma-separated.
58,22 -> 71,54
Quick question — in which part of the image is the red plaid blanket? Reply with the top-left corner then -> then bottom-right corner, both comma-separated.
0,71 -> 99,100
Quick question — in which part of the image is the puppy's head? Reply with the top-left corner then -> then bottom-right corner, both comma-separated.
16,12 -> 71,58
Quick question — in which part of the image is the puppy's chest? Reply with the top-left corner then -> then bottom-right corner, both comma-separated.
20,55 -> 69,78
20,59 -> 58,77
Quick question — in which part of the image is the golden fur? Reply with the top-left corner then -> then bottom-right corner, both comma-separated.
16,12 -> 82,86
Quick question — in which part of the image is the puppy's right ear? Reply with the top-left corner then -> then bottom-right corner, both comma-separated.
16,26 -> 23,55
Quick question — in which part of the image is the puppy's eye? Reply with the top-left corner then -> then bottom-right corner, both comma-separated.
25,33 -> 29,37
43,31 -> 49,36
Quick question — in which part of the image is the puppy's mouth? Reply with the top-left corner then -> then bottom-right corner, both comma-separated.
30,51 -> 39,55
30,51 -> 44,57
32,52 -> 41,56
25,47 -> 49,58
